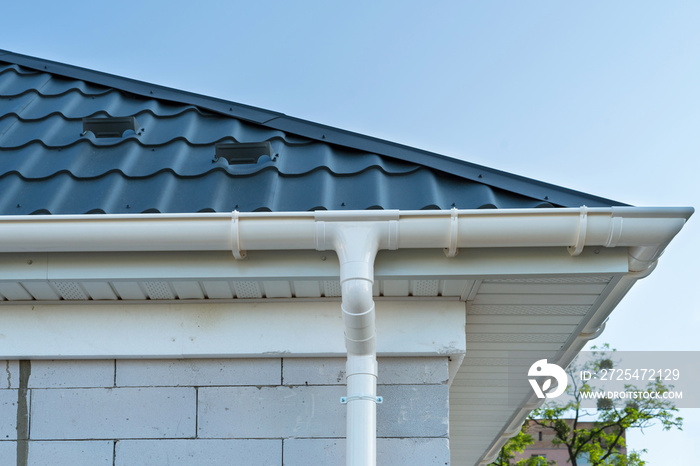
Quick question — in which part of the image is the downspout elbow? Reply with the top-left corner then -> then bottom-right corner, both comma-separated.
341,276 -> 378,466
342,279 -> 376,357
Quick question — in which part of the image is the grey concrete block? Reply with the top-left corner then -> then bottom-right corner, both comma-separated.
0,441 -> 113,466
198,386 -> 346,438
284,438 -> 450,465
117,358 -> 280,387
1,361 -> 19,389
282,358 -> 346,385
28,360 -> 115,388
0,390 -> 17,440
198,384 -> 449,439
0,441 -> 16,465
283,357 -> 449,385
31,388 -> 196,439
377,385 -> 449,438
378,357 -> 449,385
116,439 -> 281,466
29,441 -> 113,465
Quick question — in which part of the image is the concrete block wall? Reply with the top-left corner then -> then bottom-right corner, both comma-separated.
1,357 -> 450,465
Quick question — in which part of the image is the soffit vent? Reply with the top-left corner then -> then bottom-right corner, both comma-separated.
215,142 -> 272,165
83,116 -> 139,138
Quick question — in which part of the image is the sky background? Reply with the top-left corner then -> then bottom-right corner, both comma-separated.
2,1 -> 697,463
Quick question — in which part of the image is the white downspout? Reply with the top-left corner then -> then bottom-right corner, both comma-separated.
339,237 -> 378,466
316,212 -> 398,466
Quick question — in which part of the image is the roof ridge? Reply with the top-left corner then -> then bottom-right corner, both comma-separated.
0,49 -> 628,207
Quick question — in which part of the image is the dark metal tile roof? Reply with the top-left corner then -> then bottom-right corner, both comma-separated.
0,51 -> 627,215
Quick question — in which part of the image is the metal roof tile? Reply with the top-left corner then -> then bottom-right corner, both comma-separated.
0,110 -> 292,148
0,50 -> 628,215
0,168 -> 555,215
0,64 -> 110,97
0,137 -> 421,180
1,90 -> 200,120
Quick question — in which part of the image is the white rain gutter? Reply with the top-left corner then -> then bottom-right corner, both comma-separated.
0,207 -> 690,262
0,206 -> 692,466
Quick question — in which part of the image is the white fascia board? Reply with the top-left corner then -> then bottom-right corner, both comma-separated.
0,300 -> 465,361
0,246 -> 629,283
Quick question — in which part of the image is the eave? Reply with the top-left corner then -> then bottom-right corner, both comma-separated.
0,206 -> 692,465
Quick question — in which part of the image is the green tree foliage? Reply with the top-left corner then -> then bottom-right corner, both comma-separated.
488,422 -> 554,466
499,345 -> 683,465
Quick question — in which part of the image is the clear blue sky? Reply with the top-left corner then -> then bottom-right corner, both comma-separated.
2,1 -> 697,463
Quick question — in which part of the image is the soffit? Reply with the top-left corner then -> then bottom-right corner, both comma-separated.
0,247 -> 628,303
450,273 -> 625,465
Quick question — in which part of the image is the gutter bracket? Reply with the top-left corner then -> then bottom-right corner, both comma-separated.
444,207 -> 459,257
567,205 -> 588,256
231,210 -> 247,260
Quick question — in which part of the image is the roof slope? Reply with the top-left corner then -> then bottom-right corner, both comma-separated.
0,50 -> 626,215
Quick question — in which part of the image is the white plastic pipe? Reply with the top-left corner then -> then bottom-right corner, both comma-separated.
322,220 -> 391,466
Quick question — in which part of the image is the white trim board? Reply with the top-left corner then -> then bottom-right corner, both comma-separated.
0,300 -> 466,362
0,247 -> 628,281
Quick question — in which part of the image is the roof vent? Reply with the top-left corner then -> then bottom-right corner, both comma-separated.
215,142 -> 272,165
83,116 -> 139,138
